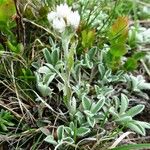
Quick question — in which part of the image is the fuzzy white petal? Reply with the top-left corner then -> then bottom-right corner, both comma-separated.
47,11 -> 57,22
56,3 -> 71,18
67,11 -> 80,29
52,18 -> 66,33
47,3 -> 80,32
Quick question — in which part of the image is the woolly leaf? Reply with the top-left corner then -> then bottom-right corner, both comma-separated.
127,122 -> 145,136
43,48 -> 52,64
77,127 -> 90,136
91,98 -> 105,114
57,125 -> 64,141
82,96 -> 92,110
44,135 -> 57,145
119,94 -> 129,114
126,105 -> 145,117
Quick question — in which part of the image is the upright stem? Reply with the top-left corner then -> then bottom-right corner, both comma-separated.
62,37 -> 72,108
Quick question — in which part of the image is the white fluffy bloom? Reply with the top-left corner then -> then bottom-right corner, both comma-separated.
47,11 -> 57,21
56,3 -> 71,18
47,3 -> 80,32
67,11 -> 80,29
52,18 -> 66,33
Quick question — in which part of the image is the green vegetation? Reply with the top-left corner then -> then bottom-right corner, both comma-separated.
0,0 -> 150,149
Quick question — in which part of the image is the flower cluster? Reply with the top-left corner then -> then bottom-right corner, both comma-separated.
47,3 -> 80,33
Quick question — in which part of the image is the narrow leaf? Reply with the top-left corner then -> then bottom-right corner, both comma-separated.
44,135 -> 57,145
115,116 -> 132,122
57,125 -> 64,140
119,94 -> 129,114
127,122 -> 145,136
77,127 -> 90,136
91,98 -> 105,114
43,48 -> 52,64
126,105 -> 145,117
63,137 -> 74,143
82,96 -> 92,110
87,117 -> 95,127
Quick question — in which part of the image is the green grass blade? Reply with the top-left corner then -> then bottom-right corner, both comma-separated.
111,144 -> 150,150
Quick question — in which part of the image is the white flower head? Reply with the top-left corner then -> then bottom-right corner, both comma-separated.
52,18 -> 66,33
47,11 -> 57,22
56,3 -> 71,18
67,11 -> 80,29
47,3 -> 80,33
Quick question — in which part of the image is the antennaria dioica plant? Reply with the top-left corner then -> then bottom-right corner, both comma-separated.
33,2 -> 150,150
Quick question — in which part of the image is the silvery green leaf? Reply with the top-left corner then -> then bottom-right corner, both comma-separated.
43,73 -> 52,84
126,105 -> 145,117
69,122 -> 75,131
139,83 -> 150,90
119,94 -> 129,114
82,96 -> 92,110
129,75 -> 150,92
57,82 -> 64,91
32,62 -> 40,69
114,97 -> 120,110
91,98 -> 105,114
103,105 -> 108,113
116,70 -> 125,76
87,117 -> 96,127
35,72 -> 41,82
82,54 -> 93,69
44,73 -> 56,86
55,60 -> 64,70
136,91 -> 149,100
43,48 -> 52,64
130,75 -> 139,91
98,64 -> 105,79
37,82 -> 52,97
135,75 -> 145,83
115,116 -> 132,122
111,76 -> 119,82
77,127 -> 90,136
44,135 -> 57,145
48,36 -> 55,46
45,63 -> 64,82
51,49 -> 59,66
45,63 -> 54,70
109,107 -> 119,118
127,122 -> 146,136
95,85 -> 114,97
136,27 -> 150,44
64,127 -> 72,135
134,121 -> 150,129
84,110 -> 94,117
38,66 -> 51,74
88,47 -> 97,60
75,111 -> 85,125
94,85 -> 99,95
94,112 -> 105,121
104,70 -> 112,78
57,125 -> 64,141
63,137 -> 74,144
70,97 -> 76,115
